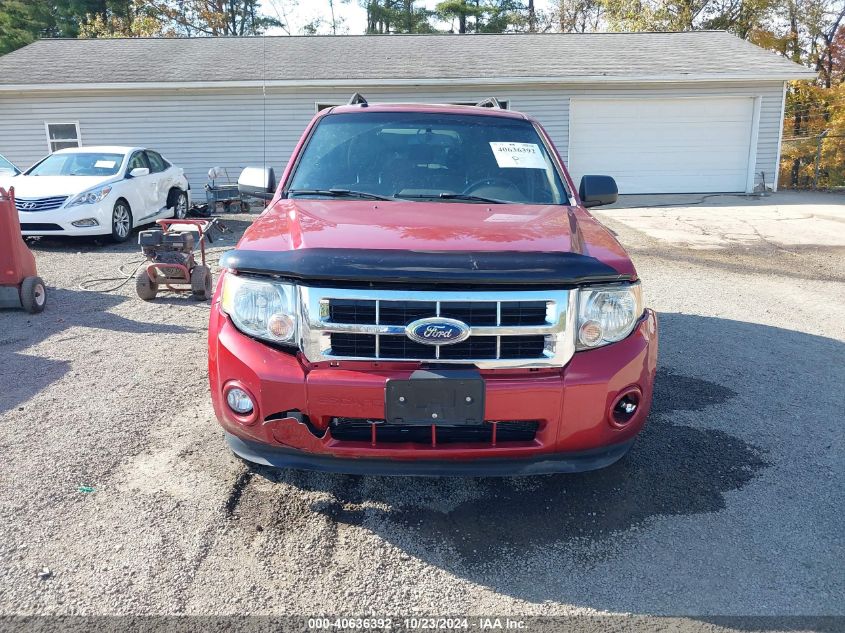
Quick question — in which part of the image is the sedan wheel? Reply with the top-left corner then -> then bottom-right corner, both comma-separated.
111,201 -> 133,243
174,191 -> 188,219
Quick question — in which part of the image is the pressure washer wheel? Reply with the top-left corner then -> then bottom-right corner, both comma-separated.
135,264 -> 159,301
20,276 -> 47,314
190,264 -> 212,300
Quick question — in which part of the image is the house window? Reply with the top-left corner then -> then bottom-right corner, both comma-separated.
45,122 -> 81,153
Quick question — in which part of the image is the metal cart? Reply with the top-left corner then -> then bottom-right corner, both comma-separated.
205,167 -> 250,213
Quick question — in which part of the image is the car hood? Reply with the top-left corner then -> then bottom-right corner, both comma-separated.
9,175 -> 116,199
0,173 -> 16,191
236,199 -> 636,276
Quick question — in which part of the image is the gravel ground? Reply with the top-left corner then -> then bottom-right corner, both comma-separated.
0,193 -> 843,629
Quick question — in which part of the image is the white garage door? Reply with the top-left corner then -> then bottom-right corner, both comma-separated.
568,97 -> 756,194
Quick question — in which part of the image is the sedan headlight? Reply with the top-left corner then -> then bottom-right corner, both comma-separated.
221,274 -> 298,345
576,282 -> 644,350
67,185 -> 112,207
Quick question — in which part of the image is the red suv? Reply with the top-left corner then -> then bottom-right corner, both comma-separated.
209,97 -> 658,475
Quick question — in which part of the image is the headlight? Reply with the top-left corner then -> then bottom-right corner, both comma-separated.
67,185 -> 112,207
221,274 -> 298,345
576,282 -> 644,350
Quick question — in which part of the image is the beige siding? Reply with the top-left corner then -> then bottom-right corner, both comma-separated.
0,81 -> 786,194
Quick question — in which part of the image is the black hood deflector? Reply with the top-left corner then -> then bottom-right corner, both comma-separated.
219,248 -> 629,287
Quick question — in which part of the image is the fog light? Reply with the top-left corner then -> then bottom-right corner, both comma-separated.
578,320 -> 603,347
610,389 -> 641,427
71,218 -> 99,227
226,387 -> 254,414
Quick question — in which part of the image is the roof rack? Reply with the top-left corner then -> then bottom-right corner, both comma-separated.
475,97 -> 503,109
348,92 -> 368,107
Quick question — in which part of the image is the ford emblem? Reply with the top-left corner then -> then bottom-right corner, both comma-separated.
405,317 -> 471,346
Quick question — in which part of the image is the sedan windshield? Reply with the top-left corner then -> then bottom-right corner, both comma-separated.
287,112 -> 568,205
28,152 -> 124,177
0,154 -> 17,174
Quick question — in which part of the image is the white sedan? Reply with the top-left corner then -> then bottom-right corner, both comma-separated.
11,146 -> 191,242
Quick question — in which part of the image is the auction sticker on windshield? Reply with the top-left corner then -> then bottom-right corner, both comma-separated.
489,142 -> 546,169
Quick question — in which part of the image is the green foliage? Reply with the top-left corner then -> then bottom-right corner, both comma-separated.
151,1 -> 282,36
0,0 -> 281,51
362,0 -> 435,34
0,0 -> 105,54
0,1 -> 44,55
79,0 -> 171,37
435,0 -> 529,33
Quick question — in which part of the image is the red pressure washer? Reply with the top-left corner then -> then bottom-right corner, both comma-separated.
0,187 -> 46,313
135,218 -> 217,301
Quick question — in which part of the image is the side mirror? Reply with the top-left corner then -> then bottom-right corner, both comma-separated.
238,166 -> 276,200
578,175 -> 618,208
129,167 -> 150,178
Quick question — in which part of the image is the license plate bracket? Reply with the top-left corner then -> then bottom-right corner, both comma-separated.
385,369 -> 485,426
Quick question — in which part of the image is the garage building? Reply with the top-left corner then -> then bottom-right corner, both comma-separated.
0,31 -> 813,195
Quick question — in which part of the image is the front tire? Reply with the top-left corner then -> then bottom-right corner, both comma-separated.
111,200 -> 133,243
170,190 -> 188,219
20,276 -> 46,314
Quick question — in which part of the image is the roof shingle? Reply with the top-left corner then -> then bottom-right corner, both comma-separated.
0,31 -> 814,86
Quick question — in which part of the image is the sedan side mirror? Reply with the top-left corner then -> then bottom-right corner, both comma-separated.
129,167 -> 150,178
238,166 -> 276,200
579,175 -> 618,208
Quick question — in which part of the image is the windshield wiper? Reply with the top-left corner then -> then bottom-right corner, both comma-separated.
288,188 -> 394,201
396,192 -> 506,204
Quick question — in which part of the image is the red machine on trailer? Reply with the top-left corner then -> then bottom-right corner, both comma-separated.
0,187 -> 46,313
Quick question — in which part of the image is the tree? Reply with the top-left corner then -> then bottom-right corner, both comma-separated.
326,0 -> 347,34
79,0 -> 172,37
599,0 -> 714,31
0,1 -> 48,55
150,0 -> 282,36
1,0 -> 285,53
552,0 -> 603,31
697,0 -> 777,39
362,0 -> 434,33
436,0 -> 529,33
436,0 -> 485,32
480,0 -> 531,31
0,0 -> 136,54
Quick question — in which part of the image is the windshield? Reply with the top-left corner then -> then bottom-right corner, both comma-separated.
287,112 -> 568,205
0,154 -> 17,174
28,152 -> 125,177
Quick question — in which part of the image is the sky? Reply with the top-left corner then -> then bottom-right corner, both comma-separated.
264,0 -> 556,36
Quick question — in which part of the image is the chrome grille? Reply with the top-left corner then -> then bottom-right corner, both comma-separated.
329,333 -> 548,360
328,300 -> 548,327
15,196 -> 68,212
300,287 -> 576,369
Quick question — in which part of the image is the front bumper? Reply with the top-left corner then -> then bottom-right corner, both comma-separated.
209,305 -> 658,475
226,431 -> 634,476
19,202 -> 112,236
